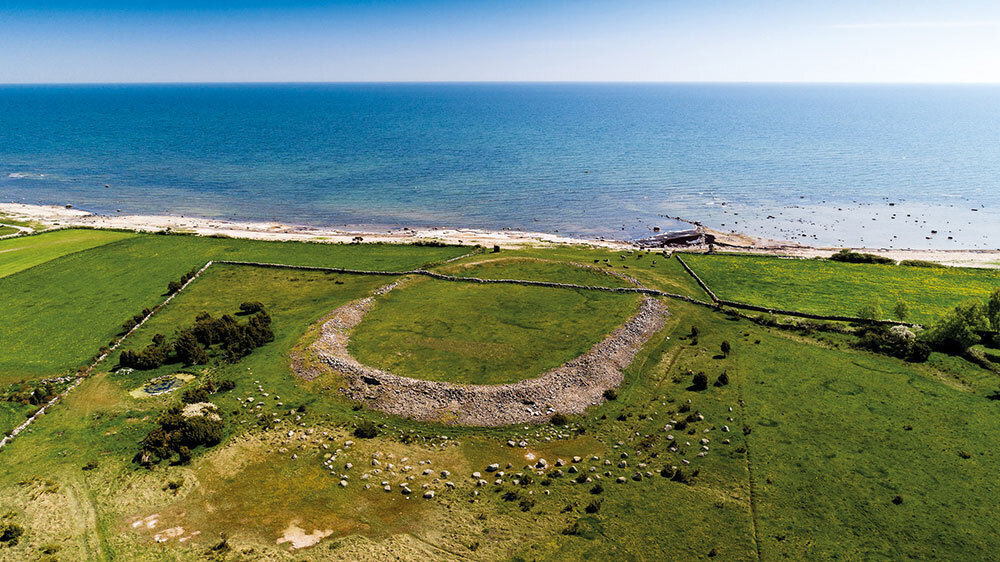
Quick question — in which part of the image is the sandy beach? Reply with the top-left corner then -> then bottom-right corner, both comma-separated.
3,202 -> 999,268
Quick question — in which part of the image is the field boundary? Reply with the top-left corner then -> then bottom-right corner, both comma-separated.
214,260 -> 718,306
2,249 -> 917,451
674,253 -> 719,302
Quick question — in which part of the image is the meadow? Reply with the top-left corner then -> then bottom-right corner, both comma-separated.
682,252 -> 1000,323
0,231 -> 467,383
0,229 -> 135,279
351,275 -> 639,384
0,232 -> 999,560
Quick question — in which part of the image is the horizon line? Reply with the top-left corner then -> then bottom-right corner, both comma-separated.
2,80 -> 1000,86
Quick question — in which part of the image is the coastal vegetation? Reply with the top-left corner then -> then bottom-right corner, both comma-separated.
0,230 -> 998,560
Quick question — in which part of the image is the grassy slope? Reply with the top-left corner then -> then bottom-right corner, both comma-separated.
0,229 -> 135,279
0,402 -> 35,436
1,241 -> 999,560
0,226 -> 18,236
436,246 -> 706,298
683,253 -> 1000,323
0,235 -> 467,382
436,256 -> 632,287
351,276 -> 639,384
664,301 -> 1000,559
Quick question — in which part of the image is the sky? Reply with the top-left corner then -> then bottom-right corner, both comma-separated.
1,0 -> 999,83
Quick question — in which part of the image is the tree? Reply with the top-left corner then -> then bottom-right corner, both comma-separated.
692,372 -> 709,391
923,301 -> 988,352
167,280 -> 183,294
987,289 -> 1000,332
173,330 -> 208,365
720,341 -> 731,357
894,301 -> 910,322
857,303 -> 883,322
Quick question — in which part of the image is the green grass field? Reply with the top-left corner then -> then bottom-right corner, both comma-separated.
0,226 -> 19,237
436,246 -> 706,298
0,233 -> 467,383
0,229 -> 135,279
682,253 -> 1000,323
1,232 -> 999,560
351,276 -> 639,384
436,256 -> 633,287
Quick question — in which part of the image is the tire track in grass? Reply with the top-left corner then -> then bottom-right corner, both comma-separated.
735,367 -> 763,562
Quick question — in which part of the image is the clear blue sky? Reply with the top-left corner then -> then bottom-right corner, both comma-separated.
2,1 -> 998,83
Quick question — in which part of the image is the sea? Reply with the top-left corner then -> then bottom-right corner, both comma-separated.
1,83 -> 999,249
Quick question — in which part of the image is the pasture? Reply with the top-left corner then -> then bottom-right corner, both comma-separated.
682,252 -> 1000,323
0,232 -> 998,560
351,275 -> 640,384
0,228 -> 134,279
0,232 -> 467,382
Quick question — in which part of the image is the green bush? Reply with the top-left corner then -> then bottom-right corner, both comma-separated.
923,301 -> 989,352
899,259 -> 944,268
602,388 -> 618,400
692,372 -> 709,391
239,301 -> 264,314
550,413 -> 569,426
353,420 -> 379,439
0,522 -> 24,546
830,249 -> 895,265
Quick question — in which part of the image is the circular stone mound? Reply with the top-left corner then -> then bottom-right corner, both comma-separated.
295,278 -> 668,426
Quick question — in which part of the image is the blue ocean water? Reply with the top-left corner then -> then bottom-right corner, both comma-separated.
1,83 -> 999,248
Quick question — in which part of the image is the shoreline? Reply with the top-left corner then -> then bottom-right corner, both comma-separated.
3,202 -> 999,268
